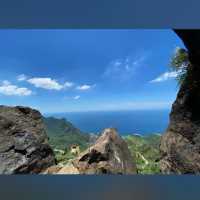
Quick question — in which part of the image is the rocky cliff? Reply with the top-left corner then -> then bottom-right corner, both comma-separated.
0,106 -> 55,174
160,30 -> 200,174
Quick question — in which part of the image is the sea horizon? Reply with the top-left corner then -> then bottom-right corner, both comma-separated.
44,109 -> 170,135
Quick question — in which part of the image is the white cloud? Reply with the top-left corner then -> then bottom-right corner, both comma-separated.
103,54 -> 147,81
76,84 -> 94,91
73,95 -> 80,100
150,70 -> 182,83
0,81 -> 32,96
17,74 -> 27,81
64,81 -> 74,88
27,78 -> 63,90
2,80 -> 10,85
17,75 -> 74,90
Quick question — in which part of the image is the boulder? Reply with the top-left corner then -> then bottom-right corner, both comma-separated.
72,128 -> 137,174
57,164 -> 79,174
0,106 -> 55,174
43,163 -> 79,174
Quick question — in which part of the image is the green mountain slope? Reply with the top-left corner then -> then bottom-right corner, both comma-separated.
43,117 -> 90,151
124,134 -> 161,174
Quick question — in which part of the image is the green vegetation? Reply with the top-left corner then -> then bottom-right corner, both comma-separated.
43,117 -> 90,164
48,133 -> 89,151
124,134 -> 161,174
54,151 -> 76,165
44,117 -> 90,150
170,47 -> 189,85
44,117 -> 86,137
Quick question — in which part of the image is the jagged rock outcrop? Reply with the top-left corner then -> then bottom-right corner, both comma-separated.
0,106 -> 55,174
72,128 -> 137,174
160,30 -> 200,174
88,133 -> 98,144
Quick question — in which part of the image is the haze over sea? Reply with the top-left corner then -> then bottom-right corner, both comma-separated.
46,109 -> 170,135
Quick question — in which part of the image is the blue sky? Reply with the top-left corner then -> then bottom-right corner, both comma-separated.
0,29 -> 185,113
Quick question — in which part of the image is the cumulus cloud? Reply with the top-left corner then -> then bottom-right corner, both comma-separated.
27,78 -> 63,90
25,77 -> 74,90
17,74 -> 75,90
0,81 -> 32,96
103,54 -> 147,81
17,74 -> 28,81
76,84 -> 95,91
73,95 -> 80,100
150,70 -> 181,83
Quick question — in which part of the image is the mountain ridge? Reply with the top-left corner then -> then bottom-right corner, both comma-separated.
43,116 -> 91,151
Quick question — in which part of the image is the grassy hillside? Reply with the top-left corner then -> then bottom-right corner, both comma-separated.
43,117 -> 84,136
124,134 -> 161,174
43,117 -> 90,151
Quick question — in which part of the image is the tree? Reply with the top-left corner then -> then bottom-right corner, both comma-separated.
170,47 -> 189,85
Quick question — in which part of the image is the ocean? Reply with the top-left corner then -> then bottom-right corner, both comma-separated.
46,109 -> 170,135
